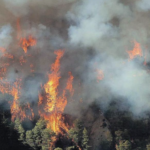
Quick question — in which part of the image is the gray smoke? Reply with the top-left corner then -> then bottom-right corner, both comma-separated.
0,24 -> 13,49
0,0 -> 150,116
67,0 -> 150,115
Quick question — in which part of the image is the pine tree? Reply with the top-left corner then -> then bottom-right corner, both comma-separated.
68,119 -> 83,144
82,128 -> 90,150
18,124 -> 25,144
74,119 -> 83,143
116,140 -> 131,150
36,119 -> 47,130
14,118 -> 21,131
26,130 -> 35,148
32,119 -> 47,148
41,128 -> 55,150
32,125 -> 42,147
68,128 -> 79,143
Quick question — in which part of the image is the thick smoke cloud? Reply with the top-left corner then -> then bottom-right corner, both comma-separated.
67,0 -> 150,115
0,0 -> 150,116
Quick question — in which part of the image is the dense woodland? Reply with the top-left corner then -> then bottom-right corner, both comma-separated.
1,99 -> 150,150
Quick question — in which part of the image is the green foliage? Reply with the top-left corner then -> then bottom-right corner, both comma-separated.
14,118 -> 21,130
26,130 -> 35,148
35,119 -> 47,130
13,118 -> 56,150
41,128 -> 55,150
66,146 -> 75,150
116,140 -> 131,150
68,128 -> 79,144
82,128 -> 90,150
68,119 -> 90,150
146,143 -> 150,150
68,119 -> 83,144
54,148 -> 63,150
18,124 -> 25,143
32,119 -> 47,147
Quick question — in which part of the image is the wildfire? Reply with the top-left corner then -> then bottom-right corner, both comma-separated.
8,79 -> 34,121
66,72 -> 74,96
127,41 -> 143,60
17,19 -> 36,53
19,35 -> 36,53
38,50 -> 74,134
10,79 -> 25,121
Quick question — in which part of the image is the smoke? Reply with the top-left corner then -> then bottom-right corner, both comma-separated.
66,0 -> 150,115
3,0 -> 29,16
136,0 -> 150,11
0,24 -> 13,49
0,0 -> 150,118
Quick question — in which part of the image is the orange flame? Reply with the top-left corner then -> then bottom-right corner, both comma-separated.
17,19 -> 36,53
38,50 -> 73,134
66,72 -> 74,96
19,36 -> 36,53
10,79 -> 26,121
127,41 -> 143,60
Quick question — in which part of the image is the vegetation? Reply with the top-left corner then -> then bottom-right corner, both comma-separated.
68,119 -> 90,150
2,100 -> 150,150
14,118 -> 55,150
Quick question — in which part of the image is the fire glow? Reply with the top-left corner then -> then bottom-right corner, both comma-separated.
127,41 -> 143,60
38,50 -> 74,133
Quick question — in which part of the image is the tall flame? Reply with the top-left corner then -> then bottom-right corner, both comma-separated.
39,50 -> 74,134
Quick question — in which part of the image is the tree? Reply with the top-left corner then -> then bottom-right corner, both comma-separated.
14,118 -> 21,131
35,119 -> 47,130
116,140 -> 131,150
41,128 -> 55,150
32,125 -> 42,147
26,130 -> 35,149
18,124 -> 25,143
32,119 -> 47,147
68,128 -> 79,144
68,119 -> 83,144
82,128 -> 90,150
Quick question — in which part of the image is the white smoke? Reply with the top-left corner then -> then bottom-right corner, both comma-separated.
67,0 -> 150,115
0,24 -> 13,49
136,0 -> 150,11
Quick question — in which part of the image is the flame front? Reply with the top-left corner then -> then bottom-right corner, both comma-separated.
39,50 -> 73,134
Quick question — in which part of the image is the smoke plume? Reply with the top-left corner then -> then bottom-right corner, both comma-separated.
0,0 -> 150,117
